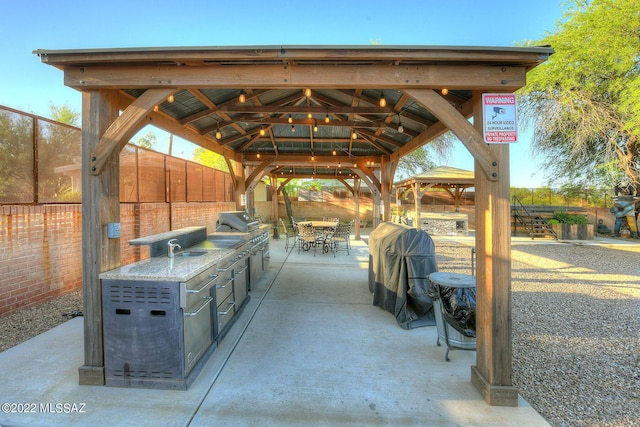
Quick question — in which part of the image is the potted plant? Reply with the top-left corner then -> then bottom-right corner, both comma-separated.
548,211 -> 593,240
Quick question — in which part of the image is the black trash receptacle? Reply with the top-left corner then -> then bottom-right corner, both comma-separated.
428,272 -> 476,361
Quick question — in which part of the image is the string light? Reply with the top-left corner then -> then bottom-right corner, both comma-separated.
153,105 -> 159,112
167,94 -> 174,103
324,114 -> 330,123
291,124 -> 295,132
288,115 -> 293,124
238,91 -> 246,103
441,88 -> 449,96
351,129 -> 357,139
379,91 -> 386,107
215,122 -> 222,140
304,88 -> 312,97
259,127 -> 266,136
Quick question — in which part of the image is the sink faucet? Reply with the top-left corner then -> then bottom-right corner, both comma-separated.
168,239 -> 181,258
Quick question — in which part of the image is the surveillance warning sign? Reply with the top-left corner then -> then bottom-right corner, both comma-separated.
482,93 -> 518,143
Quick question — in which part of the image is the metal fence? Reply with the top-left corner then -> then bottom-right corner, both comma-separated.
0,105 -> 233,204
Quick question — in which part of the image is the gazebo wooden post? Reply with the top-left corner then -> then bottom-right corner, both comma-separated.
78,89 -> 120,385
354,178 -> 361,240
270,175 -> 278,223
470,92 -> 519,406
413,183 -> 421,228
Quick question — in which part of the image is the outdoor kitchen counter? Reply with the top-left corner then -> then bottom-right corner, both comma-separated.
99,247 -> 235,282
99,225 -> 269,282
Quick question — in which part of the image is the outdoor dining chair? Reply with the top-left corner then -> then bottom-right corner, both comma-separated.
280,218 -> 298,251
297,222 -> 318,255
331,221 -> 352,256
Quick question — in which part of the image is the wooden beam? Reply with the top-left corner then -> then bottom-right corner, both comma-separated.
245,160 -> 272,191
91,88 -> 175,175
403,89 -> 499,182
470,91 -> 519,406
117,92 -> 239,161
64,64 -> 527,91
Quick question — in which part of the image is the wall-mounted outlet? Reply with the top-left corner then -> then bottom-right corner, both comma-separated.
107,222 -> 121,239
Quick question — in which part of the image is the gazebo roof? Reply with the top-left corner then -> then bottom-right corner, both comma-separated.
395,165 -> 475,187
34,44 -> 553,180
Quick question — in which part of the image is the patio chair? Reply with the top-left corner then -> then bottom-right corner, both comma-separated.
331,221 -> 352,255
280,218 -> 298,251
297,222 -> 317,255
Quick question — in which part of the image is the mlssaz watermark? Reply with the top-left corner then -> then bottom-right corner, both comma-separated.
2,402 -> 87,414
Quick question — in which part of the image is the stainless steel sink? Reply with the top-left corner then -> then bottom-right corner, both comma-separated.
177,251 -> 208,257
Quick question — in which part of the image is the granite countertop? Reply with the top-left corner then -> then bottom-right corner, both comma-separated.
99,248 -> 235,282
100,225 -> 269,282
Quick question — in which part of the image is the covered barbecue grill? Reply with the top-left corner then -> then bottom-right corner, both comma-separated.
368,222 -> 438,329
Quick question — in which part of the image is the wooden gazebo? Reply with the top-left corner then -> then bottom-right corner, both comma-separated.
35,45 -> 553,406
395,165 -> 475,218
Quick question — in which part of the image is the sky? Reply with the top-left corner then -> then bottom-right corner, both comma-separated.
0,0 -> 567,187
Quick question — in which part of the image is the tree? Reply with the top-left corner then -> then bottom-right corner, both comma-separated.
49,103 -> 80,126
395,132 -> 456,180
193,147 -> 229,172
518,0 -> 640,189
135,130 -> 158,150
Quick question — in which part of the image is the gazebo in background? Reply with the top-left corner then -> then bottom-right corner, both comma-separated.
395,166 -> 475,225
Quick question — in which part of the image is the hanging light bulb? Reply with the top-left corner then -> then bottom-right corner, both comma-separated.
257,153 -> 261,159
332,149 -> 337,156
288,114 -> 293,124
215,122 -> 222,140
311,154 -> 315,161
398,114 -> 404,133
153,105 -> 159,112
291,124 -> 295,132
238,91 -> 246,103
313,122 -> 318,132
379,91 -> 386,107
304,88 -> 312,97
259,127 -> 266,136
324,114 -> 330,123
167,94 -> 175,103
441,88 -> 449,96
351,129 -> 357,139
307,112 -> 313,119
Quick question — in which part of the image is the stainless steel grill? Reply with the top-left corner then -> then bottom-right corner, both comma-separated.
216,211 -> 259,232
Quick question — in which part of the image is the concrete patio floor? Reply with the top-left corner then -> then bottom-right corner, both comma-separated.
0,234 -> 551,427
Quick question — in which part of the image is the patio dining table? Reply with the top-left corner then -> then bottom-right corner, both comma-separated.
297,221 -> 338,253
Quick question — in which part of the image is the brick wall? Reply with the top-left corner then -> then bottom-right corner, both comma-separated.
0,201 -> 236,316
0,205 -> 83,316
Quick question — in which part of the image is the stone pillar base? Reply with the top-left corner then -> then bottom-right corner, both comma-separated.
471,365 -> 519,407
78,365 -> 105,386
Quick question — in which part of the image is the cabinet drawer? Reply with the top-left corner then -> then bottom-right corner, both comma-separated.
216,295 -> 235,334
215,276 -> 234,304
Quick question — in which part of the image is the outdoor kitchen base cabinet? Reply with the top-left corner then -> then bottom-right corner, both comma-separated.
102,266 -> 219,390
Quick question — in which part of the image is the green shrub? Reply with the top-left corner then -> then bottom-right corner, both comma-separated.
551,210 -> 590,225
547,219 -> 560,225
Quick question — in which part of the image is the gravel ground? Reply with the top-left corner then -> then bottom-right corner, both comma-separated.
436,239 -> 640,427
1,239 -> 639,426
0,290 -> 83,353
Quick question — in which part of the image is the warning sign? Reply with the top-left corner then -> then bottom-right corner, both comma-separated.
482,93 -> 518,143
